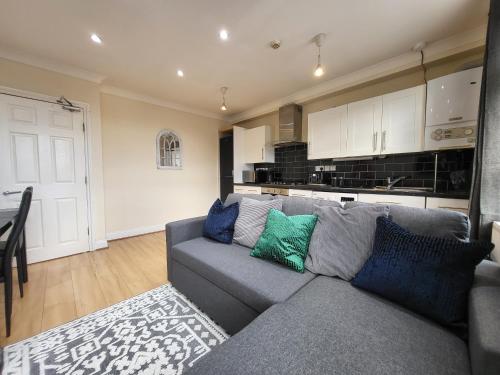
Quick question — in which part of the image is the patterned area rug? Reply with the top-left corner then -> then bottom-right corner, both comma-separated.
2,285 -> 228,374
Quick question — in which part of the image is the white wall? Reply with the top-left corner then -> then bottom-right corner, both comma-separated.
101,93 -> 223,238
0,57 -> 225,245
0,57 -> 107,247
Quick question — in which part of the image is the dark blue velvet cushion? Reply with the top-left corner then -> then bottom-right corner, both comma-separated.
203,199 -> 239,244
352,216 -> 493,331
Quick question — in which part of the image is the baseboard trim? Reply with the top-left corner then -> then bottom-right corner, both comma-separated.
93,239 -> 109,250
106,224 -> 164,241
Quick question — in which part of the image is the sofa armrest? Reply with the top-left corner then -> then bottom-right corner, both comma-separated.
469,260 -> 500,375
165,216 -> 206,278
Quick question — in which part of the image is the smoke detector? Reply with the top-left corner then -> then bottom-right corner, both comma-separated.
270,40 -> 281,49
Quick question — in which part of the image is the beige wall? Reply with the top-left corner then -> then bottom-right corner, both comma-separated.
0,57 -> 107,244
100,93 -> 222,235
234,48 -> 485,142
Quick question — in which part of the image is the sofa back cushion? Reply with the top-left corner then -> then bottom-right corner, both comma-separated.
278,196 -> 342,216
224,193 -> 273,207
344,201 -> 470,241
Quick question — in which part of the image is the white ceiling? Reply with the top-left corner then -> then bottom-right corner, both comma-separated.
0,0 -> 489,117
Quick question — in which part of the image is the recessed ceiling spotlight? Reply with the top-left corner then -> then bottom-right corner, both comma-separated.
177,69 -> 184,77
220,87 -> 228,111
219,29 -> 229,41
313,33 -> 326,77
90,33 -> 102,44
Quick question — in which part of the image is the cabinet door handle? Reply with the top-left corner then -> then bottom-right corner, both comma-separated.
261,147 -> 264,160
382,131 -> 386,151
373,132 -> 378,152
448,116 -> 463,122
376,201 -> 401,205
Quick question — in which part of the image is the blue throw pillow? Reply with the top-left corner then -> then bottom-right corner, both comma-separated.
203,199 -> 239,244
352,216 -> 493,332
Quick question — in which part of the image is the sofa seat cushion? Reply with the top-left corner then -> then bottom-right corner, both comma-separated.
187,276 -> 470,375
172,237 -> 315,313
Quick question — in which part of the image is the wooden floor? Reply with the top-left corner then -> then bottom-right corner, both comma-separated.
0,232 -> 167,346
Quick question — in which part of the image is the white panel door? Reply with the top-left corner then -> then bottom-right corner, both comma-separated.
0,94 -> 89,263
308,105 -> 348,159
346,97 -> 383,156
381,85 -> 425,155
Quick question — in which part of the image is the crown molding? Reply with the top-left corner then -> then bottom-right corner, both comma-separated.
0,46 -> 107,84
226,24 -> 487,124
100,85 -> 226,121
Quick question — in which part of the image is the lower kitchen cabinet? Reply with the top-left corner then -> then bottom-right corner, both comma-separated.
425,197 -> 469,214
233,185 -> 262,195
358,193 -> 426,208
311,191 -> 358,203
288,189 -> 313,198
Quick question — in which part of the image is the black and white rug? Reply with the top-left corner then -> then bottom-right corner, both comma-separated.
2,284 -> 228,374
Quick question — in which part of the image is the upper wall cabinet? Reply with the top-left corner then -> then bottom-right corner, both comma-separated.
426,67 -> 482,127
308,85 -> 426,158
381,85 -> 425,154
307,105 -> 348,160
243,125 -> 274,163
346,97 -> 383,157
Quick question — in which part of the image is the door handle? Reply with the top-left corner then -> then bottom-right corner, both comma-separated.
3,191 -> 22,196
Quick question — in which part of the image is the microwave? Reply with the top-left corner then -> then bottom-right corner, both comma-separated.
242,170 -> 255,183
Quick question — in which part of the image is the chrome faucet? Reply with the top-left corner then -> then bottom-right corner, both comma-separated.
386,176 -> 408,190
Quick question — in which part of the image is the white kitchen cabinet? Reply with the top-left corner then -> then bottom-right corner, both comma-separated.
358,193 -> 426,208
426,67 -> 482,127
233,126 -> 253,183
346,97 -> 383,157
425,197 -> 469,214
288,189 -> 313,198
244,125 -> 274,163
381,85 -> 425,154
308,105 -> 348,159
312,191 -> 358,204
233,185 -> 262,195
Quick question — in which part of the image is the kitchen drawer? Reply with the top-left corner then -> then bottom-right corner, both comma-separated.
425,197 -> 469,214
289,189 -> 313,198
233,185 -> 261,195
357,193 -> 426,208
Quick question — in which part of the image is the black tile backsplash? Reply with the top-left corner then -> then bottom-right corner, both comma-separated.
255,144 -> 474,194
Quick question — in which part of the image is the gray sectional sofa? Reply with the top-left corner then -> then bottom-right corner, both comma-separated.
165,193 -> 500,375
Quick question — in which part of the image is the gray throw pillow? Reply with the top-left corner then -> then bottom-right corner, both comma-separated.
233,198 -> 283,248
305,204 -> 389,280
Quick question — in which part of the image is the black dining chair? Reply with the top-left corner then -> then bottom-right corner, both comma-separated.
0,187 -> 32,336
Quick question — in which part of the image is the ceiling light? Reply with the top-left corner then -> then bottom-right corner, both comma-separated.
313,33 -> 326,78
219,29 -> 229,41
177,69 -> 184,77
90,33 -> 102,44
220,87 -> 228,111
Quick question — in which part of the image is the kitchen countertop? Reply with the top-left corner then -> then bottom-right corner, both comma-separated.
234,183 -> 470,199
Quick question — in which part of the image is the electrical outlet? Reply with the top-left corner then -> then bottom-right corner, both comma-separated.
323,165 -> 336,172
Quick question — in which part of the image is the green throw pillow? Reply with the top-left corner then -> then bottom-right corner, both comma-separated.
251,209 -> 318,273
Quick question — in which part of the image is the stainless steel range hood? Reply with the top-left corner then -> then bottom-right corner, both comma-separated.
274,104 -> 305,147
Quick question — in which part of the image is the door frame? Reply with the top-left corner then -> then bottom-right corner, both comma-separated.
0,85 -> 98,254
